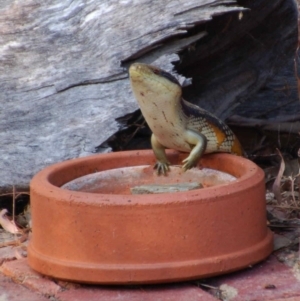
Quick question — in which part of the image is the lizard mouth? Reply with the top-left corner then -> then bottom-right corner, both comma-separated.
129,63 -> 180,87
129,63 -> 153,77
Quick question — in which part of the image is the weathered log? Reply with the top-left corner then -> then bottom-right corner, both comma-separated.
1,0 -> 298,193
178,0 -> 299,120
103,0 -> 300,157
0,0 -> 244,192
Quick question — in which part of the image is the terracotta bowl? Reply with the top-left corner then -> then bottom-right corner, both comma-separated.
28,150 -> 273,284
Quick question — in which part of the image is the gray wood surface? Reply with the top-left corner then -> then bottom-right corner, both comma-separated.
178,0 -> 299,120
102,0 -> 300,158
0,0 -> 244,192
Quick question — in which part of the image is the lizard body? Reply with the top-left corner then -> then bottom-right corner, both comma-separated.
129,63 -> 243,174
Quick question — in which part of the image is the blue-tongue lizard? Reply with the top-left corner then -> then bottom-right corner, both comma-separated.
129,63 -> 243,175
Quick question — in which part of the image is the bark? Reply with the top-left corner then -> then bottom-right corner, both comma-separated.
177,0 -> 299,121
1,0 -> 298,192
105,0 -> 300,157
0,0 -> 243,191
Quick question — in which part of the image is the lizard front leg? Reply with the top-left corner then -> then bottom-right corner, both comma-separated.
151,134 -> 170,175
182,129 -> 207,171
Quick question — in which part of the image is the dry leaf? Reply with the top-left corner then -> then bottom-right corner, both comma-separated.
0,209 -> 20,234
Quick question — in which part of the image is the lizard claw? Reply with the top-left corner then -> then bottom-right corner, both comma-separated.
182,157 -> 197,171
154,161 -> 170,175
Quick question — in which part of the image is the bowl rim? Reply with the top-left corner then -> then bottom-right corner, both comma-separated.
30,150 -> 264,206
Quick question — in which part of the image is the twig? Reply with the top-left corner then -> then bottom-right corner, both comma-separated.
273,204 -> 299,210
289,176 -> 299,208
0,192 -> 29,197
294,45 -> 300,102
198,283 -> 220,290
0,232 -> 28,248
272,149 -> 285,203
12,186 -> 16,242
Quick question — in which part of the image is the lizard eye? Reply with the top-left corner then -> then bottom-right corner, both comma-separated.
151,66 -> 181,86
159,70 -> 181,86
152,68 -> 160,75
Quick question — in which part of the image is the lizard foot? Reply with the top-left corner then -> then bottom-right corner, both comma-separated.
154,161 -> 170,175
182,157 -> 197,171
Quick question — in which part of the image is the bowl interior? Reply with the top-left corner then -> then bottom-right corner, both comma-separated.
61,165 -> 237,194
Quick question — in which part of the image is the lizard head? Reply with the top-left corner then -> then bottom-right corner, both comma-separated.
129,63 -> 182,103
